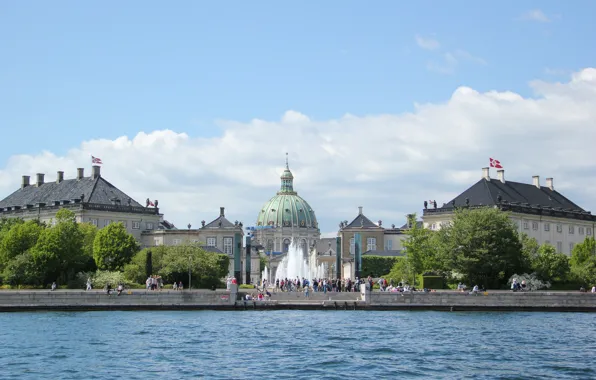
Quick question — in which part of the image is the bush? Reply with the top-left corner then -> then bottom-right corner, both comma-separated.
239,284 -> 256,289
362,256 -> 401,278
77,270 -> 130,289
422,275 -> 445,289
508,273 -> 551,291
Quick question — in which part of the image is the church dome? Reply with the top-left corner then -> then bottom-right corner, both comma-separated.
256,156 -> 318,229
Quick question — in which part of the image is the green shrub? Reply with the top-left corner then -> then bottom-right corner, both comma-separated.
362,256 -> 401,278
239,284 -> 256,289
422,275 -> 445,289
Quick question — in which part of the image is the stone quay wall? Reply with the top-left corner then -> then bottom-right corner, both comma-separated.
1,285 -> 595,312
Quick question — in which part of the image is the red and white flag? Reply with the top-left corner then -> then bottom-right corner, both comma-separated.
148,200 -> 155,207
91,156 -> 103,165
489,158 -> 503,169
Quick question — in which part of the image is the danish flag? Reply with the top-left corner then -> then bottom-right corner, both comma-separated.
489,158 -> 503,169
91,156 -> 103,165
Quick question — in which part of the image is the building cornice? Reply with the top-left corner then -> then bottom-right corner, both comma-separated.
0,202 -> 159,217
423,203 -> 595,222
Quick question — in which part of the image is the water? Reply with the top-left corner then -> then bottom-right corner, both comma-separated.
1,311 -> 595,379
274,238 -> 327,282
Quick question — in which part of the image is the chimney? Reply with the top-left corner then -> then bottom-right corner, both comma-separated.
358,206 -> 363,215
35,173 -> 44,187
532,175 -> 540,188
482,167 -> 490,180
77,168 -> 84,180
56,171 -> 64,183
497,169 -> 505,183
91,165 -> 100,179
546,177 -> 554,191
220,207 -> 225,217
21,175 -> 30,189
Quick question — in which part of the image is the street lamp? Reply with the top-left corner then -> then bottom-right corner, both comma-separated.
188,255 -> 192,290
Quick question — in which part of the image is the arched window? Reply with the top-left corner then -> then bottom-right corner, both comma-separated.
283,239 -> 290,253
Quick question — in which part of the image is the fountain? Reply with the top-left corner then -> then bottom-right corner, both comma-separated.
261,266 -> 270,286
274,239 -> 331,282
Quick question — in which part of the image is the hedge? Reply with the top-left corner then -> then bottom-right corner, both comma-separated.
362,256 -> 402,278
422,275 -> 445,289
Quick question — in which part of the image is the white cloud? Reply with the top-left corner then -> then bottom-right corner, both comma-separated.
415,35 -> 440,50
521,9 -> 551,22
2,70 -> 596,233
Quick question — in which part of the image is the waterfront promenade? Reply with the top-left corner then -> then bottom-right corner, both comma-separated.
1,287 -> 595,312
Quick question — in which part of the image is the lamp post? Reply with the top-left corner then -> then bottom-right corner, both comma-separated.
188,255 -> 192,290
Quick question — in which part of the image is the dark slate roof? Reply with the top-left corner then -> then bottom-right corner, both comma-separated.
159,220 -> 177,230
315,237 -> 336,254
203,246 -> 223,254
399,221 -> 423,229
363,250 -> 405,257
203,215 -> 237,229
446,178 -> 584,211
0,175 -> 143,208
344,213 -> 380,229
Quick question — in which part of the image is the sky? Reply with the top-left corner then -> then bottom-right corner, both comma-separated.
1,1 -> 596,236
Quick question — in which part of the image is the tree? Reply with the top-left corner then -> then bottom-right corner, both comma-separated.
437,208 -> 526,288
2,252 -> 40,287
0,219 -> 44,263
570,237 -> 596,286
519,233 -> 539,270
93,222 -> 139,270
532,243 -> 570,282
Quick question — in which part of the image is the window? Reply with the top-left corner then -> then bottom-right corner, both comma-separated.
532,222 -> 538,230
283,239 -> 290,253
132,221 -> 140,229
588,228 -> 593,236
366,237 -> 377,251
104,219 -> 112,227
544,223 -> 550,232
569,226 -> 574,234
579,227 -> 585,235
154,238 -> 161,246
556,224 -> 562,233
349,238 -> 355,255
557,241 -> 563,253
207,237 -> 216,247
172,239 -> 181,245
431,223 -> 436,230
223,237 -> 233,255
523,222 -> 529,230
146,222 -> 154,230
385,239 -> 393,251
569,242 -> 574,253
90,218 -> 98,226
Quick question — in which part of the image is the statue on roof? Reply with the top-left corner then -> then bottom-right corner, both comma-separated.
424,201 -> 428,209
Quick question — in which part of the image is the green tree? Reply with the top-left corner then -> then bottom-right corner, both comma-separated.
30,209 -> 86,284
519,233 -> 539,270
0,219 -> 44,263
2,252 -> 40,287
570,237 -> 596,286
383,258 -> 409,285
437,208 -> 526,289
532,243 -> 570,282
260,254 -> 267,272
93,222 -> 139,270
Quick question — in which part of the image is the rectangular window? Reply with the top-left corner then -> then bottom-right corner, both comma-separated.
207,237 -> 216,247
557,241 -> 563,253
532,222 -> 538,231
132,221 -> 140,229
544,223 -> 550,231
556,224 -> 562,233
146,222 -> 154,230
569,226 -> 574,234
90,218 -> 98,227
104,219 -> 111,227
366,237 -> 377,251
523,222 -> 529,230
172,239 -> 181,245
569,242 -> 574,253
431,223 -> 436,230
385,239 -> 393,251
579,227 -> 585,235
588,228 -> 593,236
223,237 -> 233,255
154,238 -> 161,246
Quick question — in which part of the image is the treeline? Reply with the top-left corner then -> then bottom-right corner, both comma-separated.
0,209 -> 229,289
383,208 -> 596,289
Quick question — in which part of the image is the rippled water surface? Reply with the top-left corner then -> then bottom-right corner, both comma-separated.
1,311 -> 595,379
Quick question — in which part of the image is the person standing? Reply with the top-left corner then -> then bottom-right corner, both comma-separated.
86,278 -> 92,291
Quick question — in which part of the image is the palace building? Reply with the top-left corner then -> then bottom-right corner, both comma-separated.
0,165 -> 160,241
422,167 -> 596,255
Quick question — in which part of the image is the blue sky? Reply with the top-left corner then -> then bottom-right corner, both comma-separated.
1,1 -> 594,164
1,2 -> 596,233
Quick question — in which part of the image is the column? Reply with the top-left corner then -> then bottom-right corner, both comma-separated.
335,236 -> 342,279
234,232 -> 242,283
354,233 -> 361,279
245,236 -> 251,284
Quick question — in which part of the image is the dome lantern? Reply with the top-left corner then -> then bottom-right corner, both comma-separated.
280,152 -> 294,193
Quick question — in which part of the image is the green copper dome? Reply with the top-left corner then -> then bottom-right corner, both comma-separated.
256,157 -> 318,229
